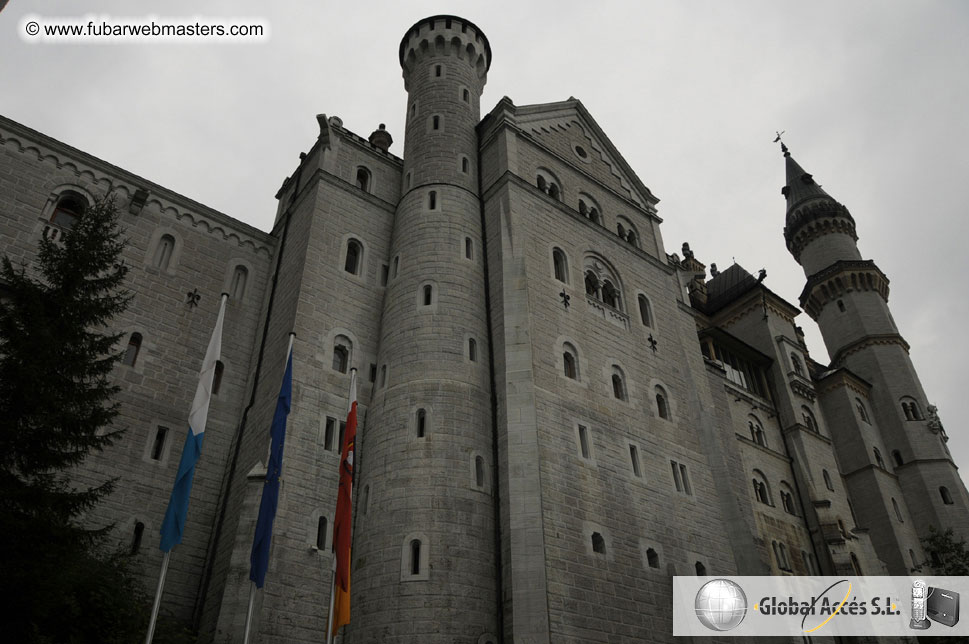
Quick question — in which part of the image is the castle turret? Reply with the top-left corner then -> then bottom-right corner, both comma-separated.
783,144 -> 969,568
347,16 -> 498,643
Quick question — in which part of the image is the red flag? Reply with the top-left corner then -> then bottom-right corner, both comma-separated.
331,372 -> 356,635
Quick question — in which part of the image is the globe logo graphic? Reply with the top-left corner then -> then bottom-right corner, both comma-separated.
694,579 -> 748,631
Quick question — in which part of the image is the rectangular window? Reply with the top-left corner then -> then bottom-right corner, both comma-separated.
324,417 -> 336,451
630,445 -> 641,478
380,264 -> 389,286
578,425 -> 590,459
679,463 -> 692,495
338,422 -> 347,452
151,426 -> 169,461
671,460 -> 682,491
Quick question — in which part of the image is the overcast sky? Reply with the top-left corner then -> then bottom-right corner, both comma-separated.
2,1 -> 967,474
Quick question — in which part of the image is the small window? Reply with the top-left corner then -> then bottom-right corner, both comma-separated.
791,352 -> 804,376
212,360 -> 224,395
779,544 -> 791,571
910,549 -> 919,571
461,157 -> 470,174
611,373 -> 625,401
577,424 -> 590,459
130,521 -> 145,555
416,408 -> 426,438
823,469 -> 834,491
432,115 -> 440,131
901,398 -> 922,421
802,407 -> 819,433
752,471 -> 771,505
150,426 -> 169,461
410,102 -> 417,119
462,88 -> 470,103
123,333 -> 142,367
381,264 -> 389,286
940,486 -> 954,505
749,419 -> 766,447
855,398 -> 870,423
338,421 -> 346,452
332,336 -> 351,373
344,239 -> 362,275
435,64 -> 442,77
465,237 -> 473,260
873,448 -> 885,470
468,338 -> 477,362
428,191 -> 437,210
552,248 -> 568,283
601,280 -> 620,309
324,417 -> 336,451
548,183 -> 560,200
655,387 -> 669,420
591,532 -> 606,554
892,450 -> 904,467
355,167 -> 371,193
695,561 -> 706,576
316,516 -> 328,550
672,460 -> 692,495
780,485 -> 796,515
422,284 -> 433,306
892,498 -> 903,522
837,299 -> 846,312
380,365 -> 387,388
230,265 -> 248,299
51,193 -> 86,229
361,485 -> 370,515
850,553 -> 862,575
474,455 -> 485,488
154,234 -> 175,270
629,444 -> 641,478
563,343 -> 578,380
410,539 -> 422,575
393,255 -> 400,278
638,295 -> 652,327
646,548 -> 659,568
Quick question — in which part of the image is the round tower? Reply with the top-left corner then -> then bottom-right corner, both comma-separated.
348,16 -> 497,643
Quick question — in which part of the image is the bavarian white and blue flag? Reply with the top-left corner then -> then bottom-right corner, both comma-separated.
159,294 -> 227,552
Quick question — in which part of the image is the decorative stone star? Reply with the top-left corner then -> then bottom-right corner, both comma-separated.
560,290 -> 571,309
186,287 -> 201,308
647,334 -> 658,353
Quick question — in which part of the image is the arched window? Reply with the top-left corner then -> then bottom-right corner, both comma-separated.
901,397 -> 922,421
552,248 -> 568,283
461,156 -> 470,173
316,516 -> 328,550
422,284 -> 433,306
655,386 -> 669,420
332,336 -> 351,373
855,398 -> 870,423
344,239 -> 362,275
802,406 -> 819,433
416,408 -> 426,438
410,539 -> 422,575
873,448 -> 885,470
791,352 -> 804,376
749,418 -> 766,447
465,237 -> 473,260
212,360 -> 224,395
230,265 -> 248,299
892,450 -> 904,467
474,455 -> 485,488
601,280 -> 620,309
752,470 -> 772,505
468,338 -> 477,362
823,469 -> 834,491
537,175 -> 548,192
617,223 -> 625,238
695,561 -> 706,576
779,544 -> 790,571
130,521 -> 145,555
428,190 -> 437,210
548,183 -> 560,200
638,295 -> 652,327
940,486 -> 954,505
355,167 -> 371,192
51,192 -> 87,230
154,234 -> 175,270
780,482 -> 796,515
591,532 -> 606,554
612,367 -> 626,400
392,255 -> 400,278
432,115 -> 441,130
626,230 -> 637,246
123,333 -> 142,367
584,270 -> 599,297
892,498 -> 903,522
563,343 -> 578,380
646,548 -> 659,568
380,364 -> 387,387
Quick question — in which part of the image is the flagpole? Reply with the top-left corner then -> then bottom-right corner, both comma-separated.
242,581 -> 257,644
144,550 -> 171,644
325,560 -> 337,644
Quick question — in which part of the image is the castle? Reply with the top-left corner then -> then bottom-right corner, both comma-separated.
0,14 -> 966,643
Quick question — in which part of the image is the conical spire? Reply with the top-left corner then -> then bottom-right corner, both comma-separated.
781,143 -> 854,254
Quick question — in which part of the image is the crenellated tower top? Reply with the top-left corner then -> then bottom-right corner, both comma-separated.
398,15 -> 491,91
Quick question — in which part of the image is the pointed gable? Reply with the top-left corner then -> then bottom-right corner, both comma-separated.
507,98 -> 659,211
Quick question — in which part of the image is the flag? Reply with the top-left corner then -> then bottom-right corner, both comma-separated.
331,371 -> 357,635
159,295 -> 227,552
249,337 -> 294,588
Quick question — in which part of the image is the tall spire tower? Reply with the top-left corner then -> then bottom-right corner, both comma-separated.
347,16 -> 498,642
782,144 -> 969,570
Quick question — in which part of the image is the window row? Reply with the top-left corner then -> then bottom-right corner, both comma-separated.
771,541 -> 819,574
123,335 -> 225,388
344,235 -> 476,285
561,346 -> 672,413
553,248 -> 656,327
534,170 -> 641,249
328,335 -> 478,378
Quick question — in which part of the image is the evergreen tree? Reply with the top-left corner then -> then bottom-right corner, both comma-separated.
922,526 -> 969,576
0,196 -> 151,642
